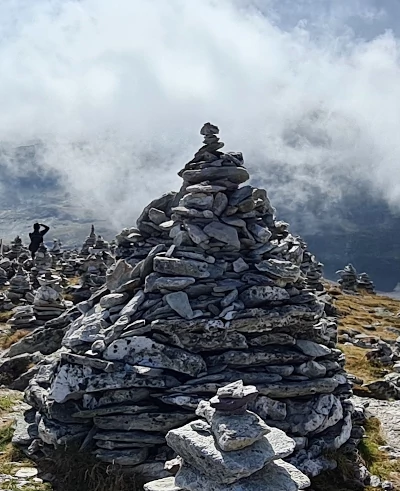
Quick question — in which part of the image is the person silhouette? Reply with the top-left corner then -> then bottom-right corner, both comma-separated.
28,223 -> 50,259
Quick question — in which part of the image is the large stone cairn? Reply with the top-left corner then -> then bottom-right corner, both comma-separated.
20,124 -> 351,482
81,225 -> 97,256
145,380 -> 310,491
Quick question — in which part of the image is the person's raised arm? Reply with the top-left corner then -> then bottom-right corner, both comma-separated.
40,224 -> 50,236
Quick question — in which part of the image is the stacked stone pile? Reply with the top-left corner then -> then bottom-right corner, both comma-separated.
145,380 -> 310,491
0,266 -> 8,286
357,272 -> 375,294
81,225 -> 97,256
19,124 -> 351,482
33,244 -> 52,274
7,305 -> 36,330
336,264 -> 358,291
61,251 -> 81,278
8,266 -> 31,299
32,271 -> 68,323
92,236 -> 110,254
6,236 -> 25,260
299,240 -> 324,292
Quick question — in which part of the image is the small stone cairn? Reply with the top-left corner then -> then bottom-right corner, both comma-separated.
19,124 -> 351,482
81,225 -> 97,256
357,272 -> 375,294
145,380 -> 310,491
33,244 -> 53,274
92,236 -> 110,254
336,264 -> 376,294
0,266 -> 8,286
336,263 -> 358,291
6,236 -> 25,260
33,271 -> 67,323
8,265 -> 31,298
7,305 -> 36,330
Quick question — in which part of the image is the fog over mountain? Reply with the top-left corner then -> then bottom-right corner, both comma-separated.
1,0 -> 400,289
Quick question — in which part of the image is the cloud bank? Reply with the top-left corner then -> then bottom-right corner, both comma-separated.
1,0 -> 400,230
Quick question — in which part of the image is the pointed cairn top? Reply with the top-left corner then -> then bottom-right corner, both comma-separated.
200,122 -> 220,136
90,225 -> 95,236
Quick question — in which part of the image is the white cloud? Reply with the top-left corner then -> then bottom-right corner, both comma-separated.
0,0 -> 400,229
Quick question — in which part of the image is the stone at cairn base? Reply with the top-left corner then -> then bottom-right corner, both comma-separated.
18,124 -> 351,484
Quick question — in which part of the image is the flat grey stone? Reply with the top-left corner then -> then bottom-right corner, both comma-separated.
106,259 -> 135,292
94,412 -> 192,432
85,388 -> 149,408
94,430 -> 165,444
249,396 -> 287,421
166,420 -> 295,484
165,292 -> 194,319
258,378 -> 339,398
145,274 -> 196,292
255,259 -> 300,284
144,477 -> 182,491
213,192 -> 228,216
99,293 -> 129,309
185,224 -> 209,244
176,458 -> 310,491
203,222 -> 240,249
196,401 -> 269,451
240,286 -> 290,307
296,340 -> 331,358
295,360 -> 327,378
104,336 -> 206,377
120,290 -> 145,317
49,364 -> 179,403
232,258 -> 249,273
182,166 -> 249,185
206,348 -> 308,368
154,257 -> 210,278
248,333 -> 295,347
94,448 -> 148,466
72,404 -> 158,418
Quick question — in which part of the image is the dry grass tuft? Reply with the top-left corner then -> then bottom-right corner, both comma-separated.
327,286 -> 400,340
0,329 -> 30,349
0,311 -> 14,323
359,417 -> 400,486
40,446 -> 144,491
339,344 -> 388,384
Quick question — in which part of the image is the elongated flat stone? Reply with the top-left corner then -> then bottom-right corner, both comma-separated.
182,166 -> 249,184
94,412 -> 192,432
258,378 -> 339,398
144,477 -> 182,491
205,348 -> 308,367
240,286 -> 290,307
296,339 -> 331,358
94,448 -> 148,466
94,430 -> 165,444
72,404 -> 159,418
175,458 -> 310,491
104,336 -> 206,377
60,353 -> 116,373
154,257 -> 210,278
49,364 -> 179,403
84,388 -> 150,408
166,420 -> 295,484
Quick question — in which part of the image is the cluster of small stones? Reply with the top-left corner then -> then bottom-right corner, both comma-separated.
15,124 -> 352,485
336,264 -> 376,294
145,380 -> 310,491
